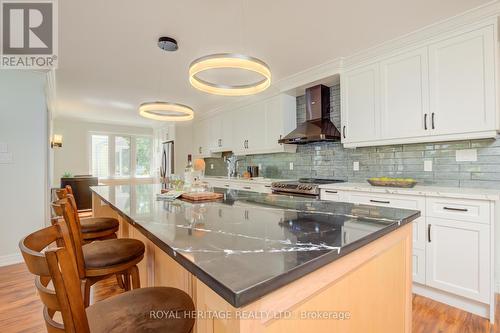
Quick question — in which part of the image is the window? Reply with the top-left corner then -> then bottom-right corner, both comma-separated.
115,136 -> 131,177
135,137 -> 152,177
90,134 -> 152,179
91,135 -> 109,178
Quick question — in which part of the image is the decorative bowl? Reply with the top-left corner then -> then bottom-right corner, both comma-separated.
367,178 -> 417,188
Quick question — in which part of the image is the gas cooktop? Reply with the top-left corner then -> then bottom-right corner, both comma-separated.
271,178 -> 346,197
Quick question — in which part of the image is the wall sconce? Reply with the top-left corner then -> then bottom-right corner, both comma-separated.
51,134 -> 63,148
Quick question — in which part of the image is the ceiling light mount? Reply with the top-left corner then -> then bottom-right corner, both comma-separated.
189,53 -> 271,96
158,36 -> 178,52
139,102 -> 194,121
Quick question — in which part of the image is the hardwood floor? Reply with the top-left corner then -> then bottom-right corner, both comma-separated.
0,263 -> 498,333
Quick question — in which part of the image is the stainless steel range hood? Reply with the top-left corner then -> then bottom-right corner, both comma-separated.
278,85 -> 341,144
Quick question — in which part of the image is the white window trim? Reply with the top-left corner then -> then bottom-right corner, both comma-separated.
88,131 -> 153,180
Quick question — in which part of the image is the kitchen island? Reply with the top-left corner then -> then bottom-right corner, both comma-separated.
91,184 -> 420,333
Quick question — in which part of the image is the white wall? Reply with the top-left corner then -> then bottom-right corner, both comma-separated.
52,118 -> 153,187
0,71 -> 48,265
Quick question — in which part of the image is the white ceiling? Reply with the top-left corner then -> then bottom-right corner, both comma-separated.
55,0 -> 491,127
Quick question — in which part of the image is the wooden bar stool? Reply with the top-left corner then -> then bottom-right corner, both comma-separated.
56,186 -> 118,243
52,198 -> 145,307
19,224 -> 195,333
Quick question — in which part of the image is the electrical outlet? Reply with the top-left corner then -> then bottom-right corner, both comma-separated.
424,160 -> 433,172
456,149 -> 477,162
258,163 -> 262,170
289,162 -> 294,170
210,164 -> 214,170
353,161 -> 359,171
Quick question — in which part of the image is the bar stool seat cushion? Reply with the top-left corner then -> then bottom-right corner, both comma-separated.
83,239 -> 145,269
80,217 -> 119,233
86,287 -> 195,333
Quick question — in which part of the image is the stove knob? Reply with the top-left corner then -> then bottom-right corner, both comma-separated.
307,186 -> 313,190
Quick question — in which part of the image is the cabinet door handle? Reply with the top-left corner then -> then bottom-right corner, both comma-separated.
243,186 -> 251,190
224,184 -> 230,187
325,190 -> 338,194
342,126 -> 346,139
370,199 -> 390,204
443,206 -> 468,212
428,224 -> 431,242
424,114 -> 428,130
264,185 -> 271,188
431,113 -> 435,130
343,231 -> 347,244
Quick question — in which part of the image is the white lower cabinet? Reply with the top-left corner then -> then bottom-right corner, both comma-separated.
426,217 -> 490,303
320,188 -> 494,320
412,248 -> 426,284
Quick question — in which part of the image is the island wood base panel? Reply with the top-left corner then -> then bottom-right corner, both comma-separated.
93,194 -> 413,333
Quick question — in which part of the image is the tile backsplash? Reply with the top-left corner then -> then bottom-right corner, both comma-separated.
205,84 -> 500,189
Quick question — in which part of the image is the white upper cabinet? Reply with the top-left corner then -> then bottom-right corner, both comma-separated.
192,119 -> 210,157
341,63 -> 380,144
209,112 -> 234,153
342,23 -> 498,148
196,94 -> 296,156
380,47 -> 429,140
244,101 -> 267,154
264,95 -> 297,152
428,26 -> 496,136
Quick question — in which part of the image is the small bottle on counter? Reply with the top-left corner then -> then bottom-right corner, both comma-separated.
184,154 -> 195,186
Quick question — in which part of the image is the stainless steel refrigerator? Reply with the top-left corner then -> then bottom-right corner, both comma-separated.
160,140 -> 174,185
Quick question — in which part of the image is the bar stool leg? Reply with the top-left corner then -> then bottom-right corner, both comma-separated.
83,279 -> 92,308
116,274 -> 125,289
123,272 -> 131,291
130,265 -> 140,289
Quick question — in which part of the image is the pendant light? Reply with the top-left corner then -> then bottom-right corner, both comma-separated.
139,102 -> 194,121
188,0 -> 271,96
189,53 -> 271,96
139,37 -> 194,121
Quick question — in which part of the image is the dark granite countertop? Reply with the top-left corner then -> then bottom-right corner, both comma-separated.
90,184 -> 420,307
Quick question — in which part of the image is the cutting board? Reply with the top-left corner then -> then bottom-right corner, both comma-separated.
181,192 -> 224,202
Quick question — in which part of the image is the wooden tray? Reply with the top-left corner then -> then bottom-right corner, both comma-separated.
181,192 -> 224,202
367,179 -> 417,188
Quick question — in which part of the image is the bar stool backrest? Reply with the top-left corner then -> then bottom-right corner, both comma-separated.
19,222 -> 90,333
51,197 -> 86,279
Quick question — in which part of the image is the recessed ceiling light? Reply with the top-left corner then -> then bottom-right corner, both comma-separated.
189,53 -> 271,96
139,102 -> 194,121
158,36 -> 178,52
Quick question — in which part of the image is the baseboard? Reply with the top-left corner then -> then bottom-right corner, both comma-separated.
0,253 -> 23,267
413,283 -> 490,319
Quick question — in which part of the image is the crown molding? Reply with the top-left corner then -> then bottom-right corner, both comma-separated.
194,1 -> 500,122
343,1 -> 500,67
274,57 -> 344,94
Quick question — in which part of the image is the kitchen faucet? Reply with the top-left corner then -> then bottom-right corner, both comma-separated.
225,155 -> 242,178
